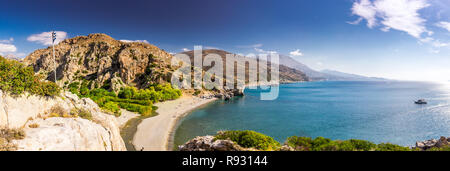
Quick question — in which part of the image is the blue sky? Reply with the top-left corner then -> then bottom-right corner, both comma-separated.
0,0 -> 450,81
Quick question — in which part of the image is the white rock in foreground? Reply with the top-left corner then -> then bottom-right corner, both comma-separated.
0,90 -> 126,151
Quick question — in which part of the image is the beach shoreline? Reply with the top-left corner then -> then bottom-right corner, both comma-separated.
132,96 -> 217,151
131,83 -> 295,151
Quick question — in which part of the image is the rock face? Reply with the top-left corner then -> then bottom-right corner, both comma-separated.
178,136 -> 246,151
415,136 -> 450,150
23,33 -> 174,91
14,118 -> 113,151
0,90 -> 126,151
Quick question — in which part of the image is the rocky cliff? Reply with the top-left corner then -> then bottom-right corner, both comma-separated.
0,90 -> 126,151
23,33 -> 174,92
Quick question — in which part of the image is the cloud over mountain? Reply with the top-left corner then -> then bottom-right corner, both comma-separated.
289,49 -> 303,57
350,0 -> 431,39
27,31 -> 67,46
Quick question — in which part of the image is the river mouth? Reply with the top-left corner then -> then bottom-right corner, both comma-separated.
120,107 -> 158,151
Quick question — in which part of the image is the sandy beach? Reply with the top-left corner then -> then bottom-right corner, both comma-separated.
132,96 -> 217,151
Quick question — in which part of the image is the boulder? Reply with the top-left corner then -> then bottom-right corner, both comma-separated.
436,136 -> 449,148
14,118 -> 112,151
0,90 -> 126,151
415,136 -> 450,150
178,136 -> 245,151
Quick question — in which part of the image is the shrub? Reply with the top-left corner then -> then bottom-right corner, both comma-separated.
0,128 -> 25,141
311,137 -> 332,150
118,87 -> 136,99
0,56 -> 60,96
28,123 -> 40,128
118,102 -> 153,116
68,82 -> 80,94
427,146 -> 450,151
346,139 -> 377,151
285,136 -> 312,151
0,128 -> 25,151
215,130 -> 281,150
48,105 -> 67,117
375,143 -> 411,151
286,137 -> 376,151
103,101 -> 121,116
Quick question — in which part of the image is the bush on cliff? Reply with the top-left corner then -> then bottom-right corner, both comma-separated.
215,130 -> 281,150
0,56 -> 60,96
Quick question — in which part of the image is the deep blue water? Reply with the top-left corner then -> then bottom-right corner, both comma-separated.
174,81 -> 450,147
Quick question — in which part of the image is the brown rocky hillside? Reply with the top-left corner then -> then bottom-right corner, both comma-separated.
23,33 -> 174,92
182,49 -> 309,84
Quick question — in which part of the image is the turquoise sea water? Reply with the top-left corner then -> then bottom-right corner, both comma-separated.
173,81 -> 450,147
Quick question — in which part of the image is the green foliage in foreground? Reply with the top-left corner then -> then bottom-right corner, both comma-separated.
215,130 -> 281,150
214,130 -> 446,151
0,56 -> 60,96
68,83 -> 181,117
285,136 -> 410,151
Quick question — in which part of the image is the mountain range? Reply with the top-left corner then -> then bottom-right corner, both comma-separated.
22,33 -> 385,93
277,54 -> 387,81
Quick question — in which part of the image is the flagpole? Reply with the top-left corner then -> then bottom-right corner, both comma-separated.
52,31 -> 56,82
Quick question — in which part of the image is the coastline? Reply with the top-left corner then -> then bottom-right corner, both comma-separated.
132,95 -> 217,151
131,82 -> 299,151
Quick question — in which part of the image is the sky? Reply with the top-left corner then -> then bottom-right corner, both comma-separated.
0,0 -> 450,81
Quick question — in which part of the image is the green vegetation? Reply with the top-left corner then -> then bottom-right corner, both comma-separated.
215,130 -> 281,150
213,130 -> 447,151
0,56 -> 60,96
285,135 -> 414,151
68,82 -> 181,117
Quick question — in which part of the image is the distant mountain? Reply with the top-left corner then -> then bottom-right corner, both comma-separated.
320,69 -> 387,81
278,55 -> 330,80
181,49 -> 309,83
277,55 -> 387,81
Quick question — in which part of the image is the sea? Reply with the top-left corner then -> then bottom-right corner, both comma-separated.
174,81 -> 450,148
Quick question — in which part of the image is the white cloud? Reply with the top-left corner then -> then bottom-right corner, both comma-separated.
237,44 -> 263,48
436,21 -> 450,32
182,48 -> 191,52
0,38 -> 14,44
120,39 -> 150,44
204,46 -> 221,50
289,49 -> 303,56
254,48 -> 277,54
432,40 -> 449,48
350,0 -> 431,39
351,0 -> 377,28
347,18 -> 364,25
27,31 -> 67,46
419,37 -> 434,43
0,43 -> 17,54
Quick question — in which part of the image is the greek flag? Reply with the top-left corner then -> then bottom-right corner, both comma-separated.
52,31 -> 56,44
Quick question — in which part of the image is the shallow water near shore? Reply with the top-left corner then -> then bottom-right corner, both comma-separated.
174,81 -> 450,147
